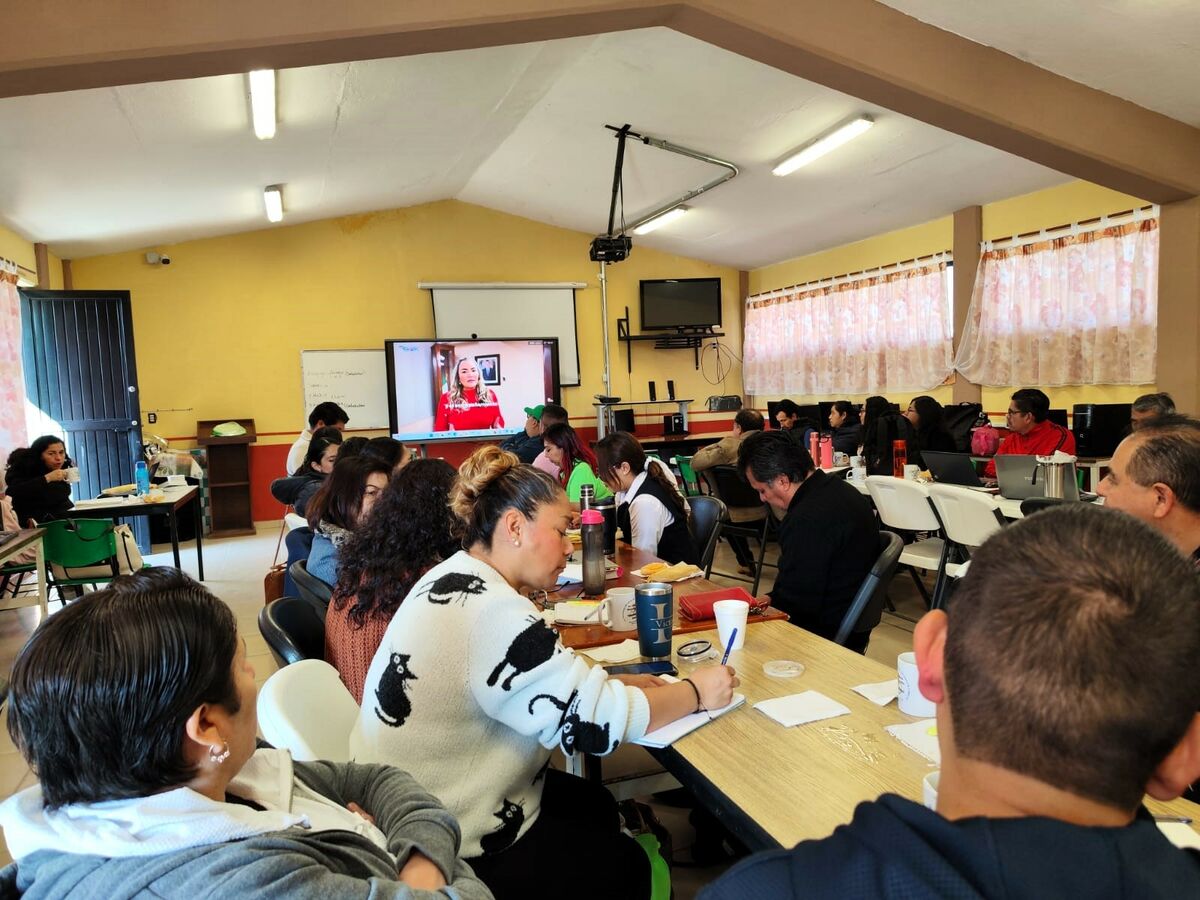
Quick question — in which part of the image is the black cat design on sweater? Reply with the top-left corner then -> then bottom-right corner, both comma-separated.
374,653 -> 418,728
479,798 -> 525,854
528,690 -> 618,755
417,572 -> 487,606
487,615 -> 559,690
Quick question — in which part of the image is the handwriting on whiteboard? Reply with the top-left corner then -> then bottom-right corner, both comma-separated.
301,350 -> 388,429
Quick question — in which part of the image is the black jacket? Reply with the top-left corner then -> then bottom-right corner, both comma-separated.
499,430 -> 544,465
4,457 -> 73,525
830,423 -> 861,456
617,472 -> 698,566
769,470 -> 877,639
270,472 -> 325,517
701,794 -> 1200,900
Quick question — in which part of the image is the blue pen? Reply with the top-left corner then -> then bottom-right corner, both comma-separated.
720,628 -> 738,666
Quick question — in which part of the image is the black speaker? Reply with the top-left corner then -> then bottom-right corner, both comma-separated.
663,414 -> 675,435
1073,403 -> 1131,457
648,381 -> 657,401
667,380 -> 675,400
613,409 -> 636,434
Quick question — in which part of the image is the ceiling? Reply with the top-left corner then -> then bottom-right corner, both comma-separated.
879,0 -> 1200,126
0,27 -> 1084,268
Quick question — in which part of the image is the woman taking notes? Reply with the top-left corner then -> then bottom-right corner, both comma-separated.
352,446 -> 736,900
0,568 -> 489,898
434,356 -> 504,432
595,431 -> 699,565
541,422 -> 611,505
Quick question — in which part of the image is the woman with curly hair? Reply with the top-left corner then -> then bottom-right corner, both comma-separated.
326,459 -> 460,702
433,356 -> 504,432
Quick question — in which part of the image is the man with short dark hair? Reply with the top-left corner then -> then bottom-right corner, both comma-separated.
530,403 -> 568,478
285,402 -> 349,475
774,400 -> 801,432
692,409 -> 766,574
983,388 -> 1075,478
737,431 -> 877,651
1099,414 -> 1200,566
702,505 -> 1200,899
1131,392 -> 1177,430
499,404 -> 547,464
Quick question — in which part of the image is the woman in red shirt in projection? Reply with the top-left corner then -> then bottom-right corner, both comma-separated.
434,356 -> 505,432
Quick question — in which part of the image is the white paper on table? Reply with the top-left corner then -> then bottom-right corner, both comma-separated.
579,640 -> 642,664
1158,822 -> 1200,850
752,690 -> 851,727
852,679 -> 899,706
635,675 -> 746,748
886,718 -> 941,764
552,601 -> 603,625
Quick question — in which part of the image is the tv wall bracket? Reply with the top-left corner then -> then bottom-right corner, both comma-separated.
616,305 -> 725,372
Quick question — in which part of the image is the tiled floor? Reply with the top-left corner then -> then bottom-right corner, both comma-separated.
0,524 -> 933,895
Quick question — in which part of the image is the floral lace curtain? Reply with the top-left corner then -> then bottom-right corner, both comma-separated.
743,262 -> 952,395
0,260 -> 28,470
953,219 -> 1158,386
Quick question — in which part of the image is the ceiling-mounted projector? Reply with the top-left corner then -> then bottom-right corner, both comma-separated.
589,235 -> 632,262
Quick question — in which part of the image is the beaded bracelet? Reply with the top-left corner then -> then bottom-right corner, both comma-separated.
682,677 -> 705,714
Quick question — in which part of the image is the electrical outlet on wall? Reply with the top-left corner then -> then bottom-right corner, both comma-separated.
147,412 -> 157,424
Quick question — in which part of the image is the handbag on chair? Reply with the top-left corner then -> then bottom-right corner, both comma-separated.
263,508 -> 289,604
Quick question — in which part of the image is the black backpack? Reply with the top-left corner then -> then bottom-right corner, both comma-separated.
942,402 -> 985,453
864,414 -> 917,475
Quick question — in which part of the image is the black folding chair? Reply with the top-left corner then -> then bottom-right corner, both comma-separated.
833,531 -> 904,652
700,465 -> 777,595
290,559 -> 333,617
258,596 -> 326,668
688,495 -> 728,575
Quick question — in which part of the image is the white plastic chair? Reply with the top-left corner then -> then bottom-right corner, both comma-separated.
927,484 -> 1006,606
865,476 -> 946,607
257,659 -> 359,762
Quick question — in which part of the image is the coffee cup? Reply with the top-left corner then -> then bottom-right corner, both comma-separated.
897,651 -> 937,717
600,587 -> 638,632
635,582 -> 674,659
922,770 -> 940,810
712,599 -> 748,651
904,464 -> 920,480
63,467 -> 81,483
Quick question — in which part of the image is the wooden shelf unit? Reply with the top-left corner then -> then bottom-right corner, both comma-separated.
196,419 -> 257,537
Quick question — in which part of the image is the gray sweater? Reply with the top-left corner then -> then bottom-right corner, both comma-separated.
0,758 -> 493,900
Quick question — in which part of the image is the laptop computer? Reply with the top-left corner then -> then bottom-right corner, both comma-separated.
922,451 -> 989,488
994,455 -> 1080,501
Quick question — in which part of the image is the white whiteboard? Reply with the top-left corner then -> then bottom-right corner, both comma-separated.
301,349 -> 388,430
428,285 -> 581,386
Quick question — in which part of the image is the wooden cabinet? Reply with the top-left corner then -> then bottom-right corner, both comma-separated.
196,419 -> 257,537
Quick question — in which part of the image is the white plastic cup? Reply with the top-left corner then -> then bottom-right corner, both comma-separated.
713,599 -> 749,651
601,587 -> 638,632
922,771 -> 940,810
897,651 -> 937,717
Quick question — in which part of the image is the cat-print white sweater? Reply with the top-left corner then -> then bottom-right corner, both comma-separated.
350,550 -> 651,858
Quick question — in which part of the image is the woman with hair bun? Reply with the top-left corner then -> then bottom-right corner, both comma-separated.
352,445 -> 737,900
595,432 -> 699,565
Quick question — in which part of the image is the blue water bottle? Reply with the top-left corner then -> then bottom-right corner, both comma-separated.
134,460 -> 150,496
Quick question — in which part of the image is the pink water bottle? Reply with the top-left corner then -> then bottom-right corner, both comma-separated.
809,431 -> 820,466
819,435 -> 834,469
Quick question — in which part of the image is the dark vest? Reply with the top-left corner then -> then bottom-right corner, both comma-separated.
617,472 -> 699,565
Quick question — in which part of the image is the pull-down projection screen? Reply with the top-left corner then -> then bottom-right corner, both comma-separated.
424,283 -> 583,386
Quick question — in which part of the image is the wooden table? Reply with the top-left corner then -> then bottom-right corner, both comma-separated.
0,528 -> 48,618
642,620 -> 1200,851
69,486 -> 204,580
555,543 -> 786,651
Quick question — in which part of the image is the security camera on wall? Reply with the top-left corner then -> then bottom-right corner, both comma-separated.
145,252 -> 171,266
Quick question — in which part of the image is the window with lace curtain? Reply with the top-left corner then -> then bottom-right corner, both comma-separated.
0,259 -> 29,466
742,260 -> 953,396
953,218 -> 1158,386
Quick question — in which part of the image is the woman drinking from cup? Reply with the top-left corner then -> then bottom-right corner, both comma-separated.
0,567 -> 490,899
351,445 -> 736,900
4,435 -> 75,525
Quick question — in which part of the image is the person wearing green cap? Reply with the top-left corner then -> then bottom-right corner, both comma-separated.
499,404 -> 546,463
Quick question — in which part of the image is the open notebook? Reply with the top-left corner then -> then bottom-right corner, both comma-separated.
634,675 -> 745,749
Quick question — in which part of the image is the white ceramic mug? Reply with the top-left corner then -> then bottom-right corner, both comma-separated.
713,599 -> 749,651
600,587 -> 638,632
922,770 -> 940,810
63,467 -> 81,483
904,464 -> 920,480
897,651 -> 937,717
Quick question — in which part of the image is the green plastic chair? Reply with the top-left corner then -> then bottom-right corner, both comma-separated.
41,519 -> 120,597
674,455 -> 702,496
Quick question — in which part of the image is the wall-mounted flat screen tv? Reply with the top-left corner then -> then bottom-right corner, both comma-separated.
386,337 -> 559,442
640,277 -> 722,330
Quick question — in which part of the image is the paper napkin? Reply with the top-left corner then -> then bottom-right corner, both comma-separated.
753,690 -> 851,727
852,679 -> 899,706
885,718 -> 941,764
579,639 -> 642,664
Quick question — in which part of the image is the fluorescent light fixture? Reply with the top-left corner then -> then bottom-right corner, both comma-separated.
772,115 -> 874,176
248,69 -> 276,140
633,205 -> 689,235
263,185 -> 284,223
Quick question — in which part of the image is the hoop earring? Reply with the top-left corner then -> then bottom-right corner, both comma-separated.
209,741 -> 231,765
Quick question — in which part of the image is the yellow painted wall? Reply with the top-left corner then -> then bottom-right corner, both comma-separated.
0,223 -> 37,275
747,181 -> 1157,415
70,200 -> 743,444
